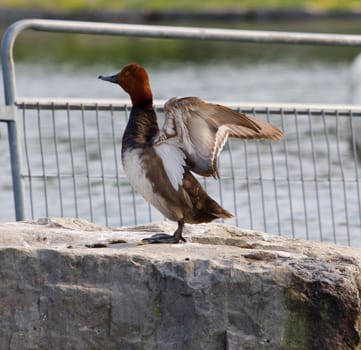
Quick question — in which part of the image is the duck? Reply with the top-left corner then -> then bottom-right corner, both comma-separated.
99,63 -> 284,243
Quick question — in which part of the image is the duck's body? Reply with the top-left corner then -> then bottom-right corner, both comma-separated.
120,98 -> 233,242
99,63 -> 284,243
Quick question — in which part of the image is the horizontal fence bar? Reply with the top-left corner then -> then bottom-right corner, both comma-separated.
15,97 -> 361,116
20,173 -> 361,183
6,19 -> 361,46
3,18 -> 361,105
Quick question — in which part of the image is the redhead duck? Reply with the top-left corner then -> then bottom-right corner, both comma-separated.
99,63 -> 284,243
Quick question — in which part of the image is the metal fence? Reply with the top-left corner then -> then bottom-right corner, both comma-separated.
2,19 -> 361,246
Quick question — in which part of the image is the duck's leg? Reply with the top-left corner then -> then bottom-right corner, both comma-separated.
141,219 -> 186,244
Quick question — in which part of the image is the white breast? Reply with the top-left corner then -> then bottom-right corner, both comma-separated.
122,148 -> 155,201
122,148 -> 176,219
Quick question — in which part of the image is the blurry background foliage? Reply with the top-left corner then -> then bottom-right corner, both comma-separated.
2,0 -> 361,10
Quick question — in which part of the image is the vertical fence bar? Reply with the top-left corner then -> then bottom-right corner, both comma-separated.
36,103 -> 49,217
6,120 -> 26,220
335,110 -> 351,245
294,109 -> 309,239
349,112 -> 361,240
95,105 -> 109,226
81,105 -> 94,222
51,105 -> 64,217
244,141 -> 253,230
267,109 -> 281,235
322,111 -> 337,243
217,144 -> 224,210
256,139 -> 267,232
253,108 -> 267,232
281,110 -> 295,237
227,139 -> 239,226
110,106 -> 123,226
1,25 -> 26,221
66,104 -> 79,218
21,105 -> 33,218
308,109 -> 323,241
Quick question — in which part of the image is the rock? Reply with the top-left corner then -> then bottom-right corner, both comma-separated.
0,218 -> 360,349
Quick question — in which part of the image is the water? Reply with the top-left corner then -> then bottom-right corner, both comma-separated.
1,59 -> 361,245
3,61 -> 355,103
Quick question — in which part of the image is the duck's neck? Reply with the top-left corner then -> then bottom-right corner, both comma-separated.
129,82 -> 153,107
122,105 -> 159,150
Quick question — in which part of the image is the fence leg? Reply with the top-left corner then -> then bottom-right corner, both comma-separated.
7,118 -> 26,221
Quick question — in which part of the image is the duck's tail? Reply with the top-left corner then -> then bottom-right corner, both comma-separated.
181,171 -> 234,224
191,194 -> 234,224
209,199 -> 234,220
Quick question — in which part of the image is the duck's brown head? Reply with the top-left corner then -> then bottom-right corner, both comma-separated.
99,63 -> 153,107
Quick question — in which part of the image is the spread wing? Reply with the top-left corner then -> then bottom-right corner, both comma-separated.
156,96 -> 284,178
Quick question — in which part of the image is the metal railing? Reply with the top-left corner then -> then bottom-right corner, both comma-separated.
2,19 -> 361,246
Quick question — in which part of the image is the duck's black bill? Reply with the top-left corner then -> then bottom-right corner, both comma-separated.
98,73 -> 118,83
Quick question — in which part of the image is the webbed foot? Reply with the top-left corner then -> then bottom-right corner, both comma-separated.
141,219 -> 185,244
141,233 -> 185,244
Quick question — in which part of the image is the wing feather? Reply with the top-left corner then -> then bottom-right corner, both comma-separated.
157,96 -> 284,178
154,141 -> 186,191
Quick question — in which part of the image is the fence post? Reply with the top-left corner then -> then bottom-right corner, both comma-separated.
1,23 -> 26,221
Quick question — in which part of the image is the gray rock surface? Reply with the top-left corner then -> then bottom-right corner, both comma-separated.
0,217 -> 360,349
